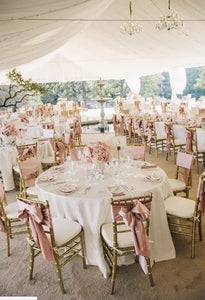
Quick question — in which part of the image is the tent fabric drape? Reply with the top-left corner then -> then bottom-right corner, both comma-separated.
1,0 -> 205,82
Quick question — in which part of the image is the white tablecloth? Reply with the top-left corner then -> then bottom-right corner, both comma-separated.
36,162 -> 176,277
0,146 -> 17,191
26,125 -> 43,138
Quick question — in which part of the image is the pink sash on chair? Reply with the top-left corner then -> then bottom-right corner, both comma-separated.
185,130 -> 195,153
197,177 -> 205,214
113,115 -> 117,132
18,157 -> 38,187
128,119 -> 133,139
18,201 -> 55,261
56,141 -> 66,164
18,146 -> 36,159
111,200 -> 151,257
120,116 -> 125,136
147,122 -> 154,145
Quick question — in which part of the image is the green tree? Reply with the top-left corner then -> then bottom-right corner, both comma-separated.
140,74 -> 164,98
0,68 -> 47,110
183,67 -> 205,100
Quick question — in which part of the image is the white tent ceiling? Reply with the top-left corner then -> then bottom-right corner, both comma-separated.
1,0 -> 205,83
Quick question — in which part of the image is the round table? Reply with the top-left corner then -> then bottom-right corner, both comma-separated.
36,160 -> 176,277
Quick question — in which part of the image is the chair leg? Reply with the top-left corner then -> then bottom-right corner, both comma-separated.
198,213 -> 202,242
5,220 -> 10,256
80,231 -> 87,269
29,247 -> 35,280
196,154 -> 199,174
145,256 -> 154,287
191,219 -> 197,259
155,141 -> 158,158
54,256 -> 65,294
110,250 -> 117,295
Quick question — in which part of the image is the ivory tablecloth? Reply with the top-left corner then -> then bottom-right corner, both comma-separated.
36,162 -> 176,277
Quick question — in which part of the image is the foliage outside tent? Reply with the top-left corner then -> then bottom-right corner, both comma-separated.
0,67 -> 205,109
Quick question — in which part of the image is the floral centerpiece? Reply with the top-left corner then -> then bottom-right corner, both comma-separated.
1,124 -> 18,136
1,124 -> 18,146
83,141 -> 111,173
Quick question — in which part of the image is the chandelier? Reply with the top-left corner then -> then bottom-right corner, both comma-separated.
156,0 -> 183,31
120,1 -> 142,36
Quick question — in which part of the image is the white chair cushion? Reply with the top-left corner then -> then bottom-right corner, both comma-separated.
41,156 -> 55,164
13,165 -> 20,173
156,135 -> 166,140
52,217 -> 82,247
174,139 -> 186,146
164,196 -> 195,218
27,186 -> 38,196
168,179 -> 186,192
101,223 -> 133,248
4,202 -> 19,219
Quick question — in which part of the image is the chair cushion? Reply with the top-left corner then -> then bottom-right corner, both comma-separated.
101,223 -> 133,248
164,196 -> 196,218
52,217 -> 82,247
174,139 -> 186,146
156,135 -> 166,140
168,179 -> 186,192
4,202 -> 19,219
13,165 -> 20,173
41,156 -> 55,164
27,186 -> 38,196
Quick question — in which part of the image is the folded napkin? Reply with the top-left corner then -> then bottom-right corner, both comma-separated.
107,185 -> 126,197
37,174 -> 56,183
140,162 -> 157,169
144,175 -> 162,183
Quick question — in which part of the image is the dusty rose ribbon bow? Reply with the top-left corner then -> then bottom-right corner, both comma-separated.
18,158 -> 38,187
56,141 -> 66,164
120,116 -> 125,136
19,146 -> 36,159
113,200 -> 151,257
147,122 -> 154,145
18,201 -> 55,261
128,119 -> 132,139
185,131 -> 194,153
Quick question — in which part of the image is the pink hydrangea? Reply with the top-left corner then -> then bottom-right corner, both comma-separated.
83,141 -> 111,163
1,124 -> 18,136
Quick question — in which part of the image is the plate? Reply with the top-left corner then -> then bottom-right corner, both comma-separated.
107,185 -> 125,195
59,184 -> 78,193
39,174 -> 55,182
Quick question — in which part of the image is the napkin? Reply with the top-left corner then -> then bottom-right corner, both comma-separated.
144,175 -> 162,183
38,174 -> 56,183
140,162 -> 157,169
107,185 -> 125,197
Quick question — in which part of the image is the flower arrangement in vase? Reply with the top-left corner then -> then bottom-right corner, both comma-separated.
83,141 -> 111,174
1,124 -> 18,146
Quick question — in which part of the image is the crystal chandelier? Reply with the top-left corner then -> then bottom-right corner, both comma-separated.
156,0 -> 183,31
120,1 -> 142,36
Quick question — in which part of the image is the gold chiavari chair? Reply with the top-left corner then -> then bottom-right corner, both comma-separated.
123,143 -> 146,161
0,181 -> 26,256
17,153 -> 39,197
13,142 -> 38,190
168,150 -> 195,198
152,121 -> 166,157
100,194 -> 154,294
17,195 -> 86,294
164,173 -> 203,258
